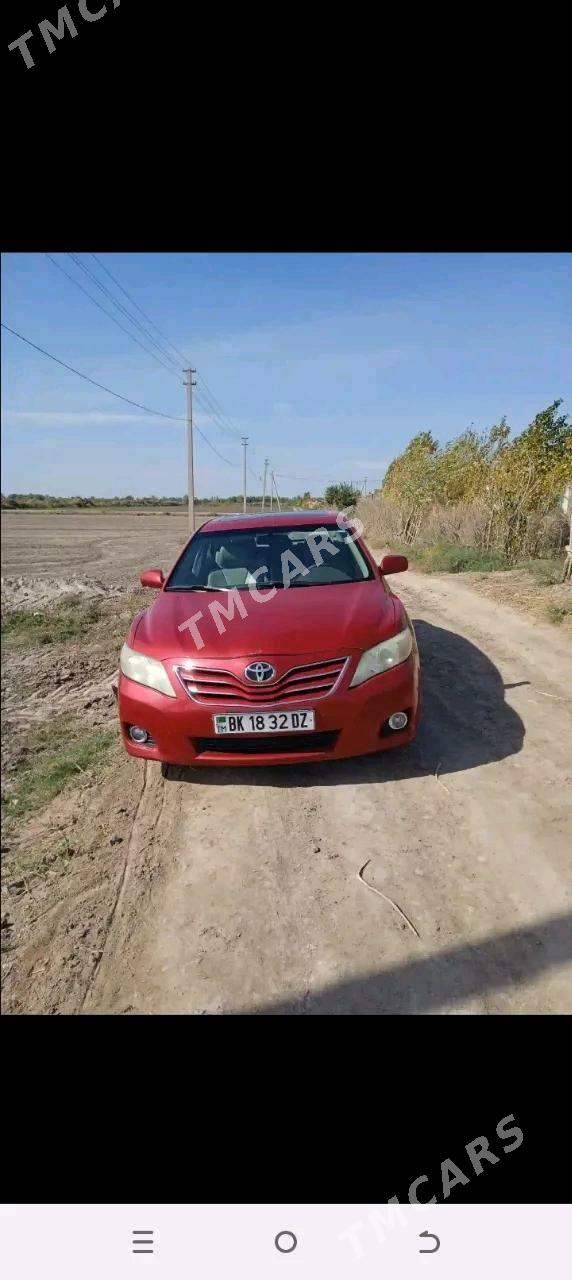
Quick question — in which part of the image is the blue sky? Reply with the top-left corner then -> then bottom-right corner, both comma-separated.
2,253 -> 571,498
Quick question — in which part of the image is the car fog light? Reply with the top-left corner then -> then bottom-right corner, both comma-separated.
388,711 -> 408,731
129,725 -> 149,743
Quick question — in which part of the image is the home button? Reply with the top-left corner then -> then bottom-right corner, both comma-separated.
275,1231 -> 298,1254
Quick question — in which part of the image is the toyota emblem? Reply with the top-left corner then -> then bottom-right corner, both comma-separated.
244,661 -> 276,683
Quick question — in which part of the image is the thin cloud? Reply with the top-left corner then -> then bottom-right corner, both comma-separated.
3,410 -> 154,425
1,410 -> 199,428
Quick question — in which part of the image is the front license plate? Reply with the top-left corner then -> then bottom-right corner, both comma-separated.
213,710 -> 315,735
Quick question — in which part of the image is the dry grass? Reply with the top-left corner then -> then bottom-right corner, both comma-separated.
358,494 -> 571,630
356,492 -> 569,562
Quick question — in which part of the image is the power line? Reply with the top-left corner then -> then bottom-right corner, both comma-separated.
271,470 -> 282,511
4,320 -> 240,470
184,368 -> 196,534
196,373 -> 242,438
192,387 -> 255,461
1,323 -> 185,422
91,253 -> 192,369
45,254 -> 179,378
194,388 -> 240,440
50,258 -> 244,445
12,248 -> 253,477
70,253 -> 180,365
195,392 -> 240,440
90,254 -> 244,445
194,422 -> 236,466
68,253 -> 181,374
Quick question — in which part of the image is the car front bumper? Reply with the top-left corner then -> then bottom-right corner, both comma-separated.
117,652 -> 420,767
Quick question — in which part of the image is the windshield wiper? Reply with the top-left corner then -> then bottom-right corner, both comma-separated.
168,582 -> 287,592
167,585 -> 227,592
216,582 -> 286,590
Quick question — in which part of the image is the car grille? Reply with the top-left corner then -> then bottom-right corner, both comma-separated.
192,731 -> 339,755
176,657 -> 348,705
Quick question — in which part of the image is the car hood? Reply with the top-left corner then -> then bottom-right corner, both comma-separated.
132,581 -> 400,659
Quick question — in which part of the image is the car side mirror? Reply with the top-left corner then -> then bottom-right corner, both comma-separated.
379,554 -> 408,575
140,569 -> 165,589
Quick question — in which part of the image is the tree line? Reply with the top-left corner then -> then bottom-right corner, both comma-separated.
0,492 -> 320,510
357,400 -> 571,562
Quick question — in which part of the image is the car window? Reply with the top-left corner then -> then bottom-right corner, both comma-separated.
165,525 -> 373,590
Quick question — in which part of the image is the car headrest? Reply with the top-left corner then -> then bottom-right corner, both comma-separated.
216,544 -> 249,569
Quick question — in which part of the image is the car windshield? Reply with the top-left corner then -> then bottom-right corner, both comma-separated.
166,523 -> 373,591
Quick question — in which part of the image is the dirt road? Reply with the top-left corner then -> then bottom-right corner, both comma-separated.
74,568 -> 570,1015
2,511 -> 571,1014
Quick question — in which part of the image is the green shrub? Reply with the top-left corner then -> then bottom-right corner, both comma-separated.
1,599 -> 101,649
410,544 -> 510,573
516,557 -> 563,586
357,400 -> 571,562
2,726 -> 116,826
324,482 -> 359,509
546,602 -> 572,625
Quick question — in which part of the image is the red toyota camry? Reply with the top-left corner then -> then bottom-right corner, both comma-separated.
117,511 -> 420,767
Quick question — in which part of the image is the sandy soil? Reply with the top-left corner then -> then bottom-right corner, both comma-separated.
0,508 -> 217,589
453,566 -> 572,632
2,515 -> 570,1014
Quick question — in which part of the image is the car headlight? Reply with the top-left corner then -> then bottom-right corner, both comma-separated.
120,643 -> 176,697
349,626 -> 413,688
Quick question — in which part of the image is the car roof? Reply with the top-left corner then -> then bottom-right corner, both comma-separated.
198,509 -> 346,533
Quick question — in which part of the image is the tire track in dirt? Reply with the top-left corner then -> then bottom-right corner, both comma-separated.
79,762 -> 151,1010
6,673 -> 119,724
2,750 -> 174,1014
82,766 -> 320,1013
81,762 -> 178,1011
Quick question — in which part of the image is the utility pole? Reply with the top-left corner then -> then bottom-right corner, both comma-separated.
261,458 -> 269,511
241,436 -> 249,513
184,368 -> 196,534
363,477 -> 367,496
272,471 -> 282,512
